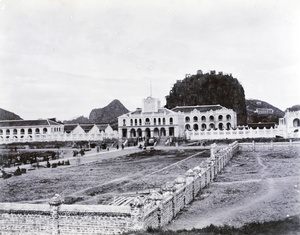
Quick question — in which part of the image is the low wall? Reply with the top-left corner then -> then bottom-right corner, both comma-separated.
0,203 -> 131,235
239,140 -> 300,152
0,142 -> 239,234
187,127 -> 292,140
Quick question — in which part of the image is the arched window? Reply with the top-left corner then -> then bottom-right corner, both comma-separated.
201,124 -> 206,130
293,118 -> 300,127
169,117 -> 173,125
209,123 -> 215,129
218,115 -> 223,121
227,123 -> 231,130
28,128 -> 32,134
193,116 -> 198,122
139,119 -> 142,125
35,128 -> 40,134
43,128 -> 48,134
185,124 -> 191,130
130,119 -> 133,126
158,118 -> 161,125
130,129 -> 136,137
0,129 -> 3,135
145,118 -> 150,125
201,116 -> 206,122
154,118 -> 157,125
218,123 -> 223,130
193,124 -> 199,131
163,118 -> 166,125
20,129 -> 25,135
134,119 -> 137,126
209,115 -> 214,121
6,129 -> 10,135
226,115 -> 231,121
13,129 -> 17,135
185,116 -> 190,122
123,119 -> 126,126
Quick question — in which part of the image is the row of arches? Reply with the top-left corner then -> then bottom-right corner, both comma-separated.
0,135 -> 43,139
122,127 -> 175,138
0,128 -> 48,136
124,117 -> 174,126
185,114 -> 231,123
185,122 -> 232,131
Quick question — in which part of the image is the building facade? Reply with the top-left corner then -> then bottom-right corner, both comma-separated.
278,110 -> 300,138
0,119 -> 64,143
172,105 -> 237,131
118,97 -> 184,139
118,97 -> 237,140
0,120 -> 118,144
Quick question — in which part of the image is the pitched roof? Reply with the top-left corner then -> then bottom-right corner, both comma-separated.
79,124 -> 95,133
63,124 -> 78,133
172,105 -> 223,113
97,124 -> 108,131
0,119 -> 62,128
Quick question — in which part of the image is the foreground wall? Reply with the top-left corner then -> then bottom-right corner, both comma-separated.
0,203 -> 132,235
0,141 -> 254,234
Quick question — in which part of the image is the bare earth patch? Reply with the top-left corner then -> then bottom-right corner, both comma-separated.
0,149 -> 209,205
165,147 -> 300,230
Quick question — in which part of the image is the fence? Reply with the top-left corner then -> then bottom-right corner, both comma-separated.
187,127 -> 289,140
239,140 -> 300,152
0,131 -> 119,144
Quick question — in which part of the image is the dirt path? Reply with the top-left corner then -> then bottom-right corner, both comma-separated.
165,149 -> 300,230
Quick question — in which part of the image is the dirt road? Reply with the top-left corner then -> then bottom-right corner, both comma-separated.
165,148 -> 300,230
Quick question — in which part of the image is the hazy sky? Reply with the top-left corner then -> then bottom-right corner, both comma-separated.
1,0 -> 299,121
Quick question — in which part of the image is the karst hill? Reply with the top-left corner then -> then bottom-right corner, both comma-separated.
89,99 -> 129,129
0,108 -> 22,120
165,70 -> 248,125
62,99 -> 129,130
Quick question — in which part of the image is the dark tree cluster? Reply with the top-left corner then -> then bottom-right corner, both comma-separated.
286,105 -> 300,112
165,72 -> 247,125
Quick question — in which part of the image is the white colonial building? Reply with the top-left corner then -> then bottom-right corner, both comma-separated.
0,119 -> 64,143
118,97 -> 184,140
0,119 -> 118,144
118,97 -> 239,142
278,110 -> 300,138
64,123 -> 117,140
172,105 -> 237,131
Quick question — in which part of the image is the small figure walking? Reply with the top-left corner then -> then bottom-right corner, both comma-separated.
121,144 -> 124,150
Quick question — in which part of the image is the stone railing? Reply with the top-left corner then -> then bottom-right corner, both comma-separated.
0,142 -> 239,234
0,131 -> 119,144
239,140 -> 300,152
187,127 -> 283,140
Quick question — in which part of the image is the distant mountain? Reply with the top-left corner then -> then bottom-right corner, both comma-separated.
0,108 -> 22,120
246,99 -> 285,124
63,116 -> 91,124
89,99 -> 129,129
